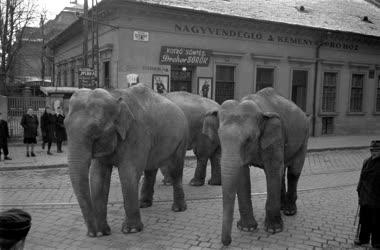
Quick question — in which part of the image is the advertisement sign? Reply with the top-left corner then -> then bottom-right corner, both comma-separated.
159,46 -> 211,66
133,30 -> 149,42
79,68 -> 96,88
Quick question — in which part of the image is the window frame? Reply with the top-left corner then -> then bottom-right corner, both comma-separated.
255,65 -> 277,92
320,70 -> 340,115
348,71 -> 366,114
214,63 -> 236,104
290,67 -> 310,113
374,73 -> 380,114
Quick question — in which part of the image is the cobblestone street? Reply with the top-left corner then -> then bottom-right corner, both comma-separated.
0,149 -> 370,249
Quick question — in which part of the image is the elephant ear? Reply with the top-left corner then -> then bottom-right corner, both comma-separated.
260,112 -> 283,150
202,110 -> 219,142
114,98 -> 135,140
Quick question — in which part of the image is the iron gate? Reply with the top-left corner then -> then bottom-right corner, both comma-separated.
7,97 -> 46,137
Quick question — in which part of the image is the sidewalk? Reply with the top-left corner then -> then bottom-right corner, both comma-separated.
1,134 -> 379,171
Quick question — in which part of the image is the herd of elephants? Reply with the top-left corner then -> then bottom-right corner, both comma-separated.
64,84 -> 309,246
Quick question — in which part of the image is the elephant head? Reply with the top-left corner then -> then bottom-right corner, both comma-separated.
64,88 -> 134,235
218,99 -> 281,245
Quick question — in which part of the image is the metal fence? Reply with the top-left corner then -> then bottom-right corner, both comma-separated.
7,97 -> 46,137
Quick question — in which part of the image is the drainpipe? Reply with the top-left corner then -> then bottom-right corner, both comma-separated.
312,43 -> 321,137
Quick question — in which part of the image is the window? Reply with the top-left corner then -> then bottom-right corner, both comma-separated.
57,70 -> 61,87
256,67 -> 274,91
321,72 -> 337,112
376,75 -> 380,112
103,61 -> 110,88
70,68 -> 75,87
291,70 -> 308,111
63,69 -> 67,87
322,117 -> 334,135
215,65 -> 235,104
349,73 -> 364,112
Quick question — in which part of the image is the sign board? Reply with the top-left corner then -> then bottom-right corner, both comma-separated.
159,46 -> 211,66
79,67 -> 96,88
133,31 -> 149,42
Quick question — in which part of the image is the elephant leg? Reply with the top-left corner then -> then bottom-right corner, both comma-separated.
208,147 -> 221,185
237,165 -> 257,232
189,156 -> 208,186
280,168 -> 286,210
140,169 -> 158,208
89,160 -> 112,236
118,164 -> 144,234
263,151 -> 284,234
284,144 -> 306,216
168,144 -> 187,212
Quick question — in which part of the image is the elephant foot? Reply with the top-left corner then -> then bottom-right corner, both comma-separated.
264,215 -> 283,234
237,219 -> 258,232
122,221 -> 143,234
86,222 -> 98,237
283,203 -> 297,216
95,223 -> 111,237
207,178 -> 221,186
189,178 -> 204,186
139,199 -> 153,208
172,200 -> 187,212
222,235 -> 232,246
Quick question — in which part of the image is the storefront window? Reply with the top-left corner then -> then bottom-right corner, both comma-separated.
171,65 -> 192,92
349,73 -> 364,112
63,69 -> 67,87
215,65 -> 235,104
321,72 -> 337,112
56,71 -> 61,87
376,75 -> 380,112
70,68 -> 75,87
103,61 -> 110,88
256,68 -> 274,91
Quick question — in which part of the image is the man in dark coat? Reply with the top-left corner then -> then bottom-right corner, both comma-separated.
40,106 -> 56,155
0,112 -> 12,161
55,107 -> 66,153
355,140 -> 380,248
20,108 -> 38,157
0,208 -> 32,250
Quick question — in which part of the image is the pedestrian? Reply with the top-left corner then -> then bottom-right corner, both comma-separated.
0,112 -> 12,161
40,106 -> 56,155
354,140 -> 380,248
0,208 -> 32,250
55,107 -> 66,153
20,108 -> 38,157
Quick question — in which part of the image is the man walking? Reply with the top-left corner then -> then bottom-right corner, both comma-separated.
0,112 -> 12,161
355,140 -> 380,248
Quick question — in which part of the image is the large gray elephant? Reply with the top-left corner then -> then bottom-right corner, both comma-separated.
64,84 -> 188,237
217,87 -> 309,246
164,92 -> 221,186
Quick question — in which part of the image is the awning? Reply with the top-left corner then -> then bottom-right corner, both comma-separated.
40,86 -> 79,96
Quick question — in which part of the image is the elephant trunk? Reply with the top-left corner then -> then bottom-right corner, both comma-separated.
221,146 -> 243,246
67,140 -> 95,234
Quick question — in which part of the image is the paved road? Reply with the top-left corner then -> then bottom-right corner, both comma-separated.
0,149 -> 369,249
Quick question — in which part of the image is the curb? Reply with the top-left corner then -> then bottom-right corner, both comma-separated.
0,146 -> 369,171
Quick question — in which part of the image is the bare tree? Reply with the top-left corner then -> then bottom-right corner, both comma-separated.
0,0 -> 36,95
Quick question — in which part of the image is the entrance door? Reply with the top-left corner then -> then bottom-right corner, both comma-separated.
291,70 -> 308,111
170,65 -> 192,92
215,65 -> 235,104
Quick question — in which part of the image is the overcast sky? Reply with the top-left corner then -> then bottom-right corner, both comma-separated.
36,0 -> 84,22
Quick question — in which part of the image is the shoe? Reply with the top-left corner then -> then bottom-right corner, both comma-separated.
4,156 -> 12,160
26,152 -> 30,157
47,152 -> 53,155
31,152 -> 36,157
354,239 -> 369,246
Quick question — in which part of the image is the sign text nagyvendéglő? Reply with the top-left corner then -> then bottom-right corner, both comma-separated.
174,24 -> 359,51
159,46 -> 211,66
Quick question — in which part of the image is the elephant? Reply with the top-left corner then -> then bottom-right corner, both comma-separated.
217,87 -> 309,246
64,84 -> 188,237
164,91 -> 221,186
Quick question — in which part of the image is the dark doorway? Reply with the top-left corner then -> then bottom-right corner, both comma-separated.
170,65 -> 192,92
291,70 -> 308,111
215,65 -> 235,104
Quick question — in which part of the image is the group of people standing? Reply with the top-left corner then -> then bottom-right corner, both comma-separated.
20,106 -> 66,157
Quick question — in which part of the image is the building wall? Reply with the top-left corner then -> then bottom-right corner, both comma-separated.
52,2 -> 380,136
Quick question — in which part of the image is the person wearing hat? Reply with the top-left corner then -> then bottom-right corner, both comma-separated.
0,209 -> 32,250
354,140 -> 380,248
0,112 -> 12,161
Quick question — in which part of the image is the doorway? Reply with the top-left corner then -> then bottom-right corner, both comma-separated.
170,65 -> 193,92
291,70 -> 308,111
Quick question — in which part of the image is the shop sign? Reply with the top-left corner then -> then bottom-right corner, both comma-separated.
133,30 -> 149,42
159,46 -> 211,66
79,67 -> 96,88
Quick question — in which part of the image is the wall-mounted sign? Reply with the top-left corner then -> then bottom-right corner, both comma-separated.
133,30 -> 149,42
79,67 -> 96,88
159,46 -> 211,66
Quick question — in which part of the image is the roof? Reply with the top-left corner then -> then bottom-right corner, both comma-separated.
20,27 -> 42,42
133,0 -> 380,38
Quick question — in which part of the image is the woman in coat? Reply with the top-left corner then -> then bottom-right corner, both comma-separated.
40,106 -> 56,155
55,107 -> 66,153
20,108 -> 38,157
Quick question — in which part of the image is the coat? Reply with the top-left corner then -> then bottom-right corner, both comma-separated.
357,156 -> 380,208
20,114 -> 39,139
55,114 -> 67,142
40,112 -> 56,142
0,119 -> 9,146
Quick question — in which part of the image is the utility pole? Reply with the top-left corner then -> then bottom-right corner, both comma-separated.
91,0 -> 95,70
40,14 -> 45,85
96,0 -> 100,88
82,0 -> 89,68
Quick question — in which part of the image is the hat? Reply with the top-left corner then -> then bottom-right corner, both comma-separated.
0,209 -> 31,240
370,140 -> 380,151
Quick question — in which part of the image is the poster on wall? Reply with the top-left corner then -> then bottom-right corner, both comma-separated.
198,77 -> 213,99
152,74 -> 169,94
